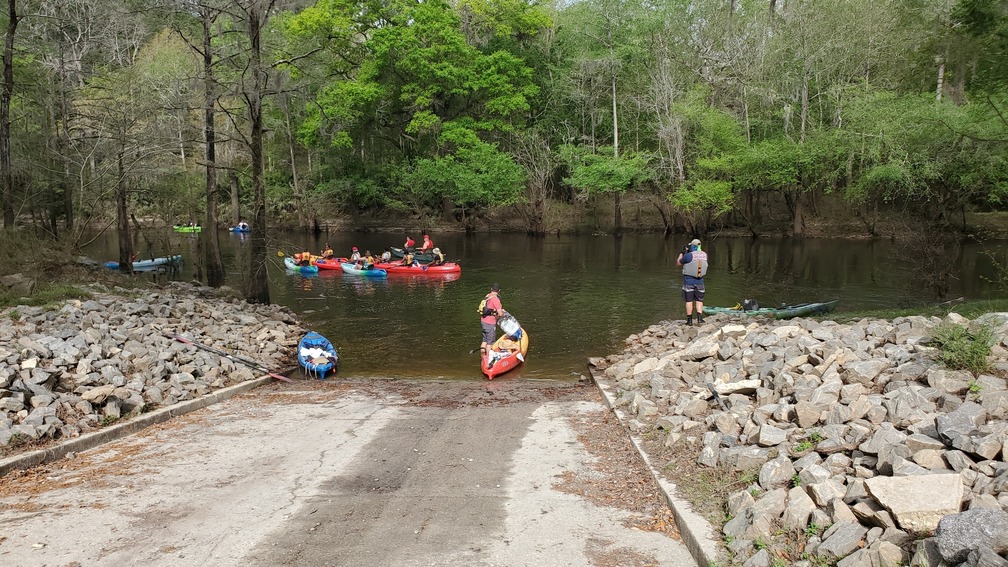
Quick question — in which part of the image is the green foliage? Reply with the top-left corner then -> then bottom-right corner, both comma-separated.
931,322 -> 994,374
559,145 -> 650,197
753,538 -> 767,551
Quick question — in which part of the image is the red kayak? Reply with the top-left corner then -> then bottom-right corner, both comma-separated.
375,262 -> 461,275
314,257 -> 349,270
481,327 -> 529,380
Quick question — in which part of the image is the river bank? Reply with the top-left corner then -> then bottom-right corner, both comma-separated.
590,311 -> 1008,566
0,280 -> 305,454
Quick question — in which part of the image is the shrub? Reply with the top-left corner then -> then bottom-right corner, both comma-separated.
931,322 -> 994,374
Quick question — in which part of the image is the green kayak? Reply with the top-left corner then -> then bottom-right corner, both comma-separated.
703,300 -> 839,319
173,225 -> 202,233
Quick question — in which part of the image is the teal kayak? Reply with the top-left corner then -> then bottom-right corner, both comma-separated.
340,262 -> 387,277
284,256 -> 319,275
104,255 -> 182,273
703,300 -> 839,319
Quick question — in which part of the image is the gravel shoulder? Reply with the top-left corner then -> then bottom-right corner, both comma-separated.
0,379 -> 693,567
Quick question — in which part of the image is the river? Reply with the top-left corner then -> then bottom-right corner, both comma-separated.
85,230 -> 1008,381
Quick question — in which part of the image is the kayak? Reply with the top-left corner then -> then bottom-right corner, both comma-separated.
340,262 -> 387,277
481,316 -> 529,380
173,225 -> 202,233
284,256 -> 319,274
314,257 -> 349,270
104,255 -> 182,273
704,300 -> 840,319
389,246 -> 435,264
298,331 -> 339,378
375,262 -> 461,275
229,225 -> 251,233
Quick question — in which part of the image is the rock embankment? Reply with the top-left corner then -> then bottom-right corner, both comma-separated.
591,312 -> 1008,567
0,282 -> 303,449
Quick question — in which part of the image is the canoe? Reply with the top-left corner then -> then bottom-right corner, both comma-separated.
173,225 -> 202,233
481,316 -> 529,380
375,262 -> 461,275
104,255 -> 182,273
229,226 -> 250,233
704,300 -> 840,319
389,246 -> 435,264
314,257 -> 349,270
284,256 -> 319,274
298,331 -> 338,378
340,262 -> 387,277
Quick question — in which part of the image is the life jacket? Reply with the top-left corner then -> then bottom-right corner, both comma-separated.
478,294 -> 495,317
681,250 -> 708,278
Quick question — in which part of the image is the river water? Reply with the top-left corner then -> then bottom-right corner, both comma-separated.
85,230 -> 1008,381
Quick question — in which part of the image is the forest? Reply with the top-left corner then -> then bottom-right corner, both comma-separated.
1,0 -> 1007,300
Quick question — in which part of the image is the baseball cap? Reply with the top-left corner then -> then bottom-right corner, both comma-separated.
689,239 -> 701,246
352,246 -> 358,251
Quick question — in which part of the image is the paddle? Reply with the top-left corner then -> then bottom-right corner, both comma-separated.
168,334 -> 293,383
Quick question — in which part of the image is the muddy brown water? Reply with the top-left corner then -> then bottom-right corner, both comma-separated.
85,231 -> 1008,381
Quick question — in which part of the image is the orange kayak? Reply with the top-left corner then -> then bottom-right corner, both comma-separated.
481,327 -> 529,380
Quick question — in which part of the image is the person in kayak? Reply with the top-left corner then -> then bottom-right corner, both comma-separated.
380,248 -> 392,263
479,283 -> 505,355
299,248 -> 313,266
420,234 -> 434,253
363,250 -> 375,269
404,235 -> 415,251
401,251 -> 416,266
349,246 -> 361,263
676,238 -> 707,325
321,243 -> 334,259
429,247 -> 445,265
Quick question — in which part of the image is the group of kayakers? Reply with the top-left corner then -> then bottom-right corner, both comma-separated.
293,233 -> 446,268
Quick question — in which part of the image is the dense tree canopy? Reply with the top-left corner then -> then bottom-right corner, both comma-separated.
0,0 -> 1006,248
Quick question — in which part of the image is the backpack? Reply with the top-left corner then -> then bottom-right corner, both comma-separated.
477,295 -> 494,317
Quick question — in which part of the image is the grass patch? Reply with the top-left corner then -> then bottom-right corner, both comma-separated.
930,322 -> 994,374
830,298 -> 1008,323
0,282 -> 91,310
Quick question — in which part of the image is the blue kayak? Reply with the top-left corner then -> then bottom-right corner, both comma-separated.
298,331 -> 338,378
284,256 -> 319,274
104,255 -> 182,273
229,225 -> 251,233
340,262 -> 387,277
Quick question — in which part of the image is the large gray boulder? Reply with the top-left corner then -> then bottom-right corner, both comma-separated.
864,473 -> 964,532
935,509 -> 1008,564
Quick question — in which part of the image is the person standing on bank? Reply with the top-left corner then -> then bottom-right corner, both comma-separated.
479,283 -> 504,355
676,238 -> 707,325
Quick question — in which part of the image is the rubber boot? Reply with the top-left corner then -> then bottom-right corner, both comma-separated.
686,315 -> 693,326
697,312 -> 705,324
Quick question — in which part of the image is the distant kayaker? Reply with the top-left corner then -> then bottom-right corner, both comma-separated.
676,238 -> 707,325
321,243 -> 334,259
299,248 -> 312,267
363,250 -> 375,269
349,246 -> 361,263
420,234 -> 434,253
237,220 -> 249,230
404,235 -> 415,251
401,251 -> 416,266
429,247 -> 445,266
479,283 -> 505,356
380,248 -> 392,263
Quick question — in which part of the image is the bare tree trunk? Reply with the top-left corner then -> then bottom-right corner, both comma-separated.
203,7 -> 224,288
116,150 -> 133,273
282,99 -> 305,228
243,0 -> 271,304
799,75 -> 808,144
610,41 -> 622,237
230,169 -> 240,225
1,0 -> 18,228
935,60 -> 945,102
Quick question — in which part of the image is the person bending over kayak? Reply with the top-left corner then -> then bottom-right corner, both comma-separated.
479,283 -> 505,355
676,238 -> 707,325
